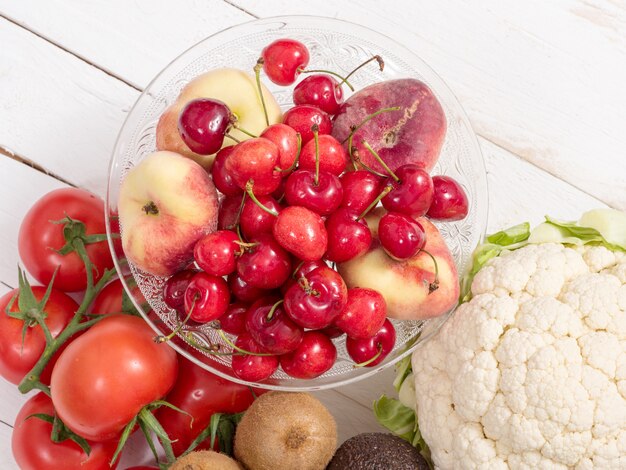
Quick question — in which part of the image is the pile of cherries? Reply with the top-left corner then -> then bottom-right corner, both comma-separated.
162,38 -> 469,382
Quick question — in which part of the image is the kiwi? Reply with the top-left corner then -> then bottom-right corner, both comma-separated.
234,391 -> 337,470
326,433 -> 429,470
170,450 -> 243,470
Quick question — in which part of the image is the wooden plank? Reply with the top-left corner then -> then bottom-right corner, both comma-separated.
0,422 -> 17,469
223,0 -> 626,210
0,18 -> 137,197
0,0 -> 252,89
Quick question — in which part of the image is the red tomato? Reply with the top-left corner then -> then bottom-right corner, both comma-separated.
12,393 -> 118,470
0,287 -> 78,385
157,355 -> 261,456
18,188 -> 115,292
50,315 -> 178,441
90,278 -> 146,315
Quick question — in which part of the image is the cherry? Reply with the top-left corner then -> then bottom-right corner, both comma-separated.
225,138 -> 281,195
184,272 -> 230,323
245,298 -> 303,354
260,38 -> 310,86
211,146 -> 242,197
325,208 -> 372,263
231,333 -> 278,382
260,123 -> 300,173
273,206 -> 328,261
218,302 -> 248,335
178,98 -> 232,155
381,164 -> 433,217
378,212 -> 426,261
163,269 -> 197,313
293,259 -> 327,279
236,234 -> 291,289
319,325 -> 344,339
340,171 -> 385,214
284,170 -> 343,216
227,272 -> 267,304
218,195 -> 244,231
284,266 -> 347,329
282,105 -> 332,143
427,175 -> 469,221
346,318 -> 396,367
194,230 -> 240,276
293,74 -> 344,115
335,288 -> 387,339
240,195 -> 282,240
280,331 -> 337,379
299,134 -> 348,176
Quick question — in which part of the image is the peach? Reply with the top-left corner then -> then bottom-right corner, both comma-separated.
332,79 -> 446,173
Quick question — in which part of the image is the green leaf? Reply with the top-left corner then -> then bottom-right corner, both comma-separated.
373,396 -> 416,440
486,222 -> 531,245
542,216 -> 626,252
392,354 -> 412,392
110,414 -> 138,466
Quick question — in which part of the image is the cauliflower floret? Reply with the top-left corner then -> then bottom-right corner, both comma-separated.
413,243 -> 626,469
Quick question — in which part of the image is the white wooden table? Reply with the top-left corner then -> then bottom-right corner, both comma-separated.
0,1 -> 623,468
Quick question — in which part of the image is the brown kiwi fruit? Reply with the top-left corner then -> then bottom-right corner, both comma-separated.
234,391 -> 337,470
170,450 -> 243,470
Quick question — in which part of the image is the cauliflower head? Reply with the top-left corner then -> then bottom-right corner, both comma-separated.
412,243 -> 626,469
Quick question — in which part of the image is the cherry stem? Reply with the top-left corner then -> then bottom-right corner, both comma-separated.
357,184 -> 393,221
245,181 -> 279,217
351,148 -> 388,178
234,240 -> 259,256
154,297 -> 195,343
266,299 -> 284,321
292,260 -> 306,278
182,332 -> 234,356
353,343 -> 383,368
343,106 -> 401,145
275,133 -> 302,173
299,68 -> 354,91
217,329 -> 274,356
297,276 -> 320,297
254,60 -> 270,127
361,140 -> 400,182
338,55 -> 384,88
231,121 -> 258,139
225,134 -> 241,144
312,124 -> 320,186
420,249 -> 440,293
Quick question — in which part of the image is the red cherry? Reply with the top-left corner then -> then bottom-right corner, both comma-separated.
218,302 -> 249,335
293,74 -> 344,115
325,208 -> 372,263
225,138 -> 281,195
218,195 -> 243,231
178,98 -> 232,155
211,146 -> 242,197
284,170 -> 343,216
299,134 -> 348,176
335,288 -> 387,339
273,206 -> 328,261
382,165 -> 433,217
260,123 -> 300,173
340,171 -> 385,214
284,266 -> 347,329
184,272 -> 230,323
280,331 -> 337,379
427,175 -> 469,221
261,39 -> 310,86
378,212 -> 426,261
231,333 -> 278,382
319,325 -> 344,339
240,195 -> 282,240
293,259 -> 327,279
346,318 -> 396,367
163,269 -> 197,313
236,234 -> 291,290
245,298 -> 303,354
227,273 -> 267,304
194,230 -> 240,277
282,105 -> 332,143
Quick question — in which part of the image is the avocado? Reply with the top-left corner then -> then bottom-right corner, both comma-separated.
326,433 -> 429,470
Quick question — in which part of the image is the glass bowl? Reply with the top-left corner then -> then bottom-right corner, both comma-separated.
106,15 -> 488,391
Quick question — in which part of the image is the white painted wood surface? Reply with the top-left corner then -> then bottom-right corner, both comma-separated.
0,1 -> 622,468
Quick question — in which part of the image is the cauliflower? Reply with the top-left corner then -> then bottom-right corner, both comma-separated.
410,213 -> 626,469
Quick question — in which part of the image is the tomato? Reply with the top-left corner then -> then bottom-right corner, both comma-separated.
18,188 -> 115,292
0,286 -> 78,385
12,393 -> 118,470
50,315 -> 178,441
90,277 -> 146,315
157,355 -> 261,456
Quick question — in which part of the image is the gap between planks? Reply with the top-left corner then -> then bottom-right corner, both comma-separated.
222,0 -> 259,19
0,146 -> 74,188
